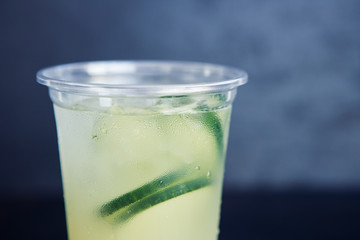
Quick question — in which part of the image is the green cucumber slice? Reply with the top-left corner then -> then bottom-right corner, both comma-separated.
99,167 -> 192,217
108,175 -> 213,224
98,110 -> 224,223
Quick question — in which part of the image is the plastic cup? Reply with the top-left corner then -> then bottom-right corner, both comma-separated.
37,61 -> 247,240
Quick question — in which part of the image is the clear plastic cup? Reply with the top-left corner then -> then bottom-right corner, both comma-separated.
37,61 -> 247,240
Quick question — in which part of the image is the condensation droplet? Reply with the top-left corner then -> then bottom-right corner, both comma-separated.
159,180 -> 164,185
195,166 -> 201,170
206,171 -> 212,178
91,135 -> 98,140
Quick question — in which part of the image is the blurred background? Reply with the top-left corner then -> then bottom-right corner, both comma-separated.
1,0 -> 360,239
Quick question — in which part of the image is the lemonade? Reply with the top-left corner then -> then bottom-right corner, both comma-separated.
54,95 -> 231,240
37,60 -> 247,240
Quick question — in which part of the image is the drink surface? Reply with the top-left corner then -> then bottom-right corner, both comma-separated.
54,94 -> 231,240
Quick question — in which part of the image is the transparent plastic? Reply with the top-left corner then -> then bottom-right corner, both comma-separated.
37,60 -> 247,240
37,60 -> 247,96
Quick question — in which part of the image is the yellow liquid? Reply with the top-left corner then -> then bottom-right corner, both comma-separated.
54,102 -> 231,240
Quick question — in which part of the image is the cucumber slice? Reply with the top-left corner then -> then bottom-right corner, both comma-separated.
99,167 -> 192,217
199,112 -> 224,155
96,108 -> 224,224
110,175 -> 213,224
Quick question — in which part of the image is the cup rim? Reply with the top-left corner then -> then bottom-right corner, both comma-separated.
37,60 -> 248,96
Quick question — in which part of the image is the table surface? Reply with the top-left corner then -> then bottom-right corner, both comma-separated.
2,190 -> 360,240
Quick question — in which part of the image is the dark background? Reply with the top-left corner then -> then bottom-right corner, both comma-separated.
1,0 -> 360,239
